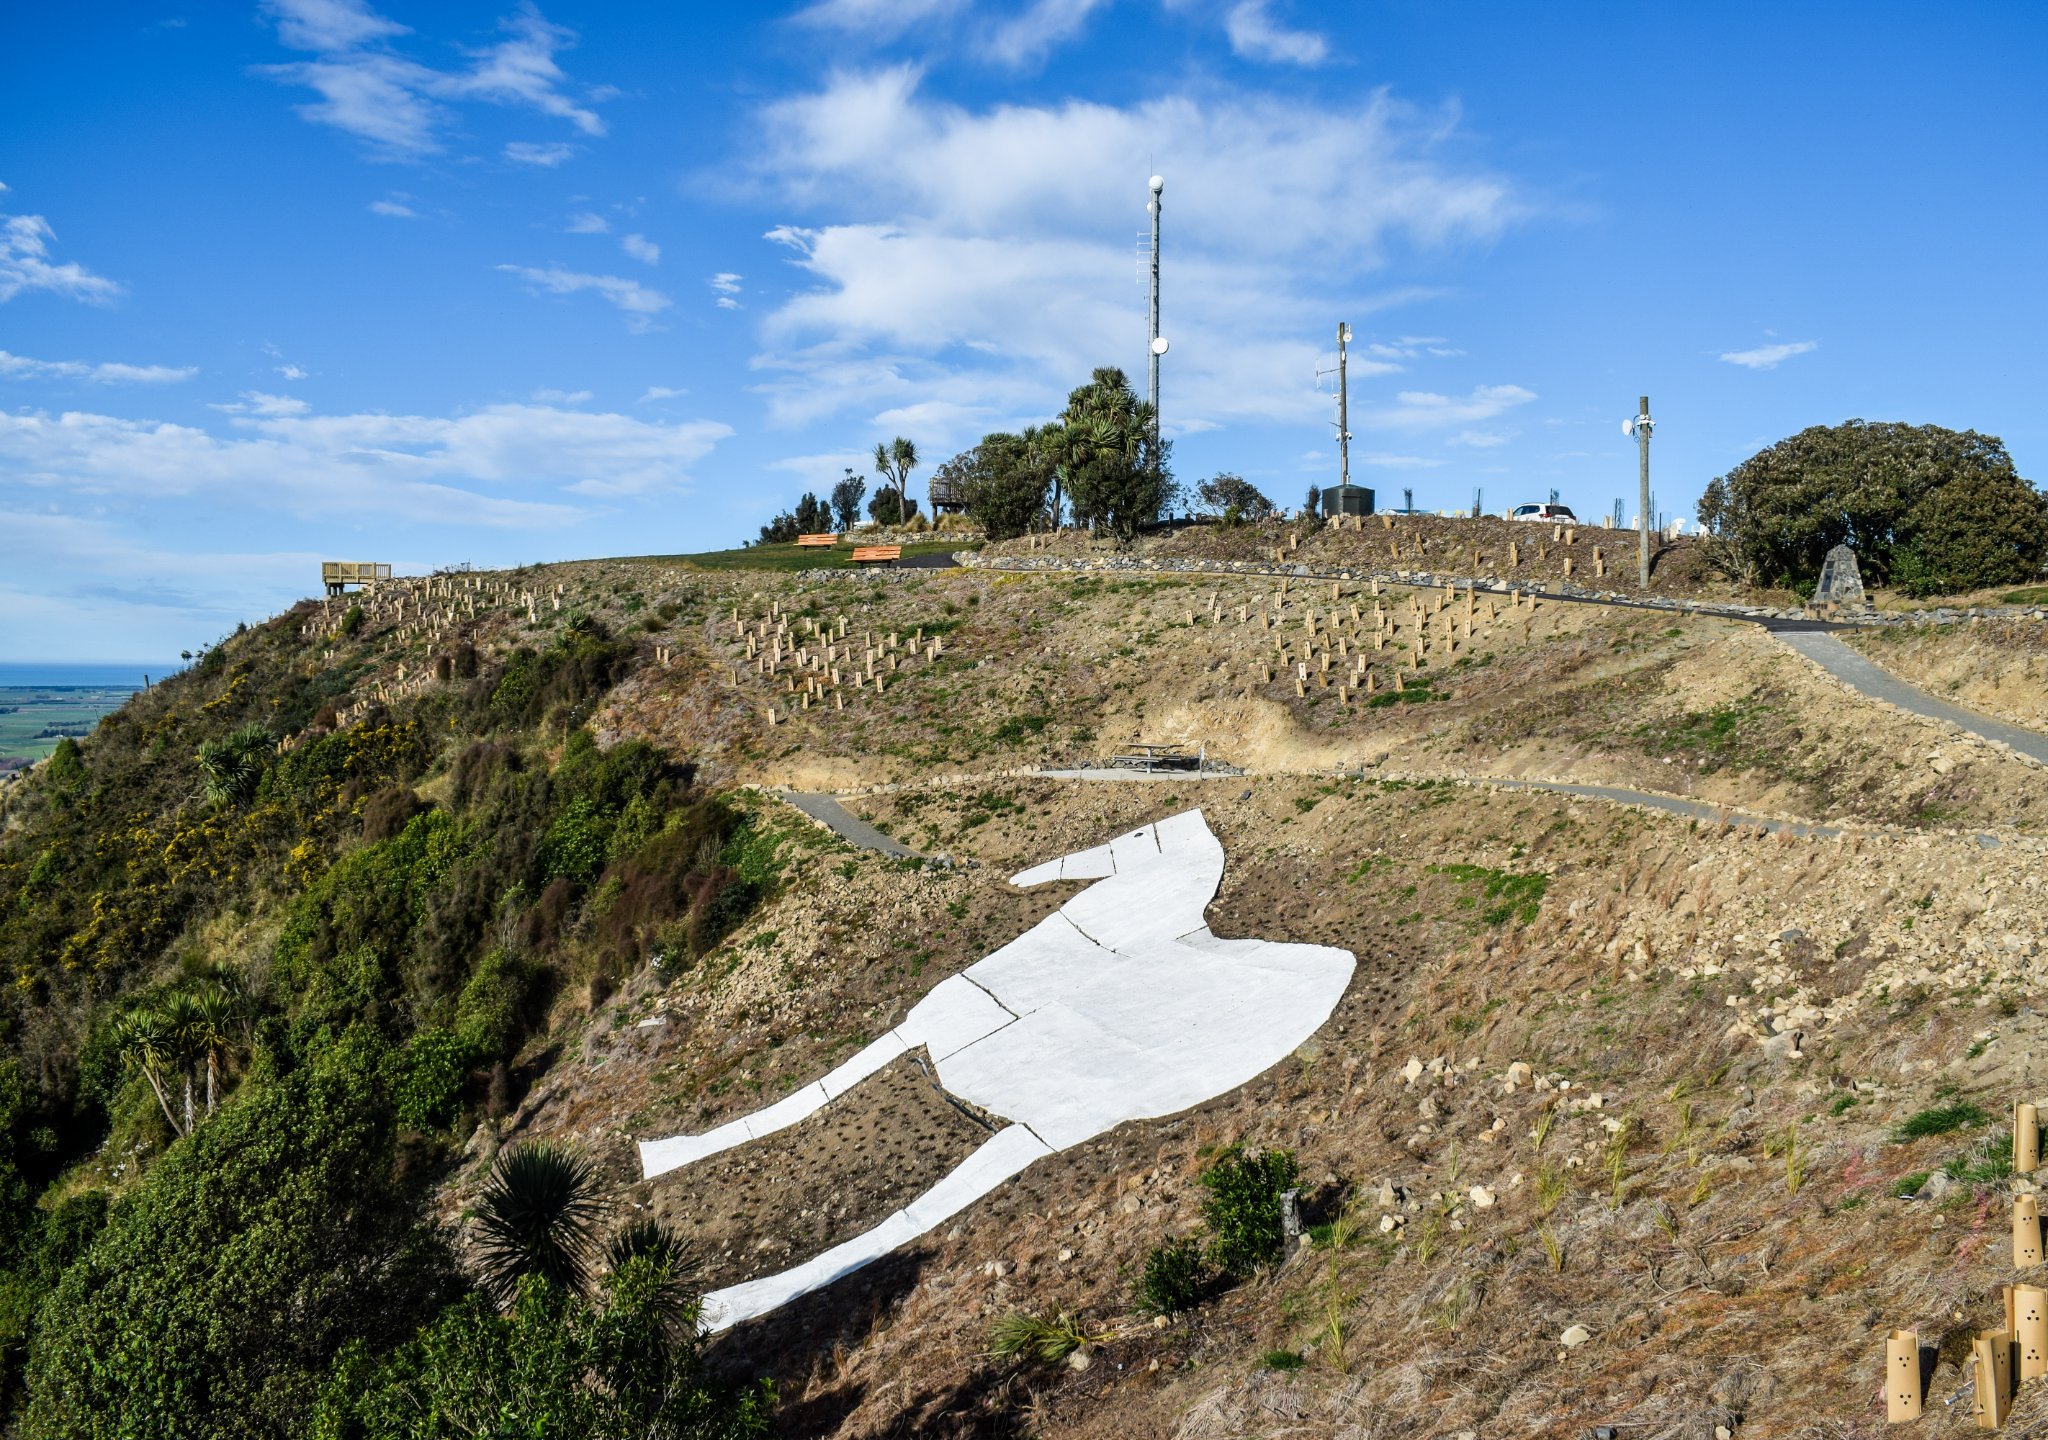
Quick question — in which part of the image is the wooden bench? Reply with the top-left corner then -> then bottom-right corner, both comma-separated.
796,533 -> 839,548
851,545 -> 902,566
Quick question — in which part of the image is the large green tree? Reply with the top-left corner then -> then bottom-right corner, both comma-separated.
1696,420 -> 2048,595
1057,368 -> 1173,545
938,426 -> 1062,540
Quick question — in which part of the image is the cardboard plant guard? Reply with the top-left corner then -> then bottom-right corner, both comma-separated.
1974,1329 -> 2014,1428
2018,1102 -> 2041,1174
2014,1283 -> 2048,1385
2017,1193 -> 2044,1268
1886,1329 -> 1922,1423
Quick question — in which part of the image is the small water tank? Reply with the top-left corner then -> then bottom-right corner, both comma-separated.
1325,484 -> 1375,517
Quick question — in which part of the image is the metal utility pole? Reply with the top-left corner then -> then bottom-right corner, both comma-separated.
1336,322 -> 1351,490
1635,395 -> 1654,586
1146,175 -> 1164,447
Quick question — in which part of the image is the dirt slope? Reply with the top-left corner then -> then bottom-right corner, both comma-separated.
308,556 -> 2048,1437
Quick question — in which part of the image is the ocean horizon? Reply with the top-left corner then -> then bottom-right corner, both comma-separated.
0,662 -> 186,689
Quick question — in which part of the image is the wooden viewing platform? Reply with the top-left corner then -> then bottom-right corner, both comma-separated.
321,561 -> 392,597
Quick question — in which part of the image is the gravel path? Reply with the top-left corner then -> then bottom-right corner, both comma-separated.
781,792 -> 919,858
1775,631 -> 2048,765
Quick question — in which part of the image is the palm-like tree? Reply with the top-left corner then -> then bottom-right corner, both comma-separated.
184,979 -> 246,1118
874,436 -> 919,525
473,1142 -> 607,1303
112,1006 -> 189,1140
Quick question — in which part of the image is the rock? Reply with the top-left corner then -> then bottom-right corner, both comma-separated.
1920,1170 -> 1955,1201
1469,1185 -> 1497,1209
1380,1214 -> 1401,1233
1401,1057 -> 1425,1084
1561,1324 -> 1591,1348
1930,754 -> 1954,775
1066,1346 -> 1094,1372
1057,1248 -> 1074,1262
1505,1061 -> 1532,1092
1759,1029 -> 1805,1062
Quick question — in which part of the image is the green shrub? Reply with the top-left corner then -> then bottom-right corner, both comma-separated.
339,606 -> 364,638
1262,1349 -> 1306,1371
454,950 -> 538,1064
1138,1236 -> 1210,1315
394,1029 -> 469,1131
1200,1147 -> 1299,1276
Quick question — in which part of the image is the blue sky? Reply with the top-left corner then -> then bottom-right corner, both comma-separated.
4,0 -> 2044,661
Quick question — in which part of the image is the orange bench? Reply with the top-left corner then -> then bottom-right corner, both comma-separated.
796,533 -> 839,548
851,545 -> 902,565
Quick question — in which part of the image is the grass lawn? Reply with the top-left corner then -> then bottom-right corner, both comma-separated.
628,539 -> 979,572
2001,585 -> 2048,605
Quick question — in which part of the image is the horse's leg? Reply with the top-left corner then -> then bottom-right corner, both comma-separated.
637,1029 -> 912,1179
696,1124 -> 1054,1332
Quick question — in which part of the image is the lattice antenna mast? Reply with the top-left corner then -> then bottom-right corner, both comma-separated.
1145,176 -> 1166,455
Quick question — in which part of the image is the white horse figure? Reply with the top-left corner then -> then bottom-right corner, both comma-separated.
640,808 -> 1355,1331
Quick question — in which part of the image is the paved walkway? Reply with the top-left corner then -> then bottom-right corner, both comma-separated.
1775,632 -> 2048,766
781,792 -> 919,857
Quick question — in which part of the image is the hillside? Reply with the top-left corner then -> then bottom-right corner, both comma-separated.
0,548 -> 2045,1437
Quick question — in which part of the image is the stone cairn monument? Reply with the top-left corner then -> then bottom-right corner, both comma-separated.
1813,544 -> 1870,614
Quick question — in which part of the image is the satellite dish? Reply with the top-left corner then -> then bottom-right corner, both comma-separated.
1622,417 -> 1636,437
1340,325 -> 1353,344
1150,336 -> 1170,356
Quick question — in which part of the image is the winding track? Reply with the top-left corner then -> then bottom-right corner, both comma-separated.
770,554 -> 2042,854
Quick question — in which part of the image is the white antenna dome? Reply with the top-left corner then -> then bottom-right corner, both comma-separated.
1148,174 -> 1164,193
1150,336 -> 1170,356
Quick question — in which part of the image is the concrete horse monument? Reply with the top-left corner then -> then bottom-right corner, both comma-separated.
639,808 -> 1355,1330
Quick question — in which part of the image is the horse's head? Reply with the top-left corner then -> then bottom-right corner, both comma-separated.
1009,809 -> 1226,949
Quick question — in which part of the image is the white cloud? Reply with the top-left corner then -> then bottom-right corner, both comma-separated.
1357,453 -> 1446,469
276,363 -> 310,380
258,2 -> 605,160
497,264 -> 672,329
770,451 -> 872,488
1224,0 -> 1327,65
793,0 -> 964,37
639,386 -> 687,401
0,213 -> 123,304
621,232 -> 660,265
0,401 -> 731,524
505,140 -> 577,167
1719,339 -> 1817,370
532,387 -> 592,404
261,0 -> 408,52
708,271 -> 743,309
745,71 -> 1514,435
1449,428 -> 1512,448
985,0 -> 1111,66
0,349 -> 195,384
565,211 -> 610,233
1364,384 -> 1537,430
212,390 -> 311,417
368,197 -> 417,217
